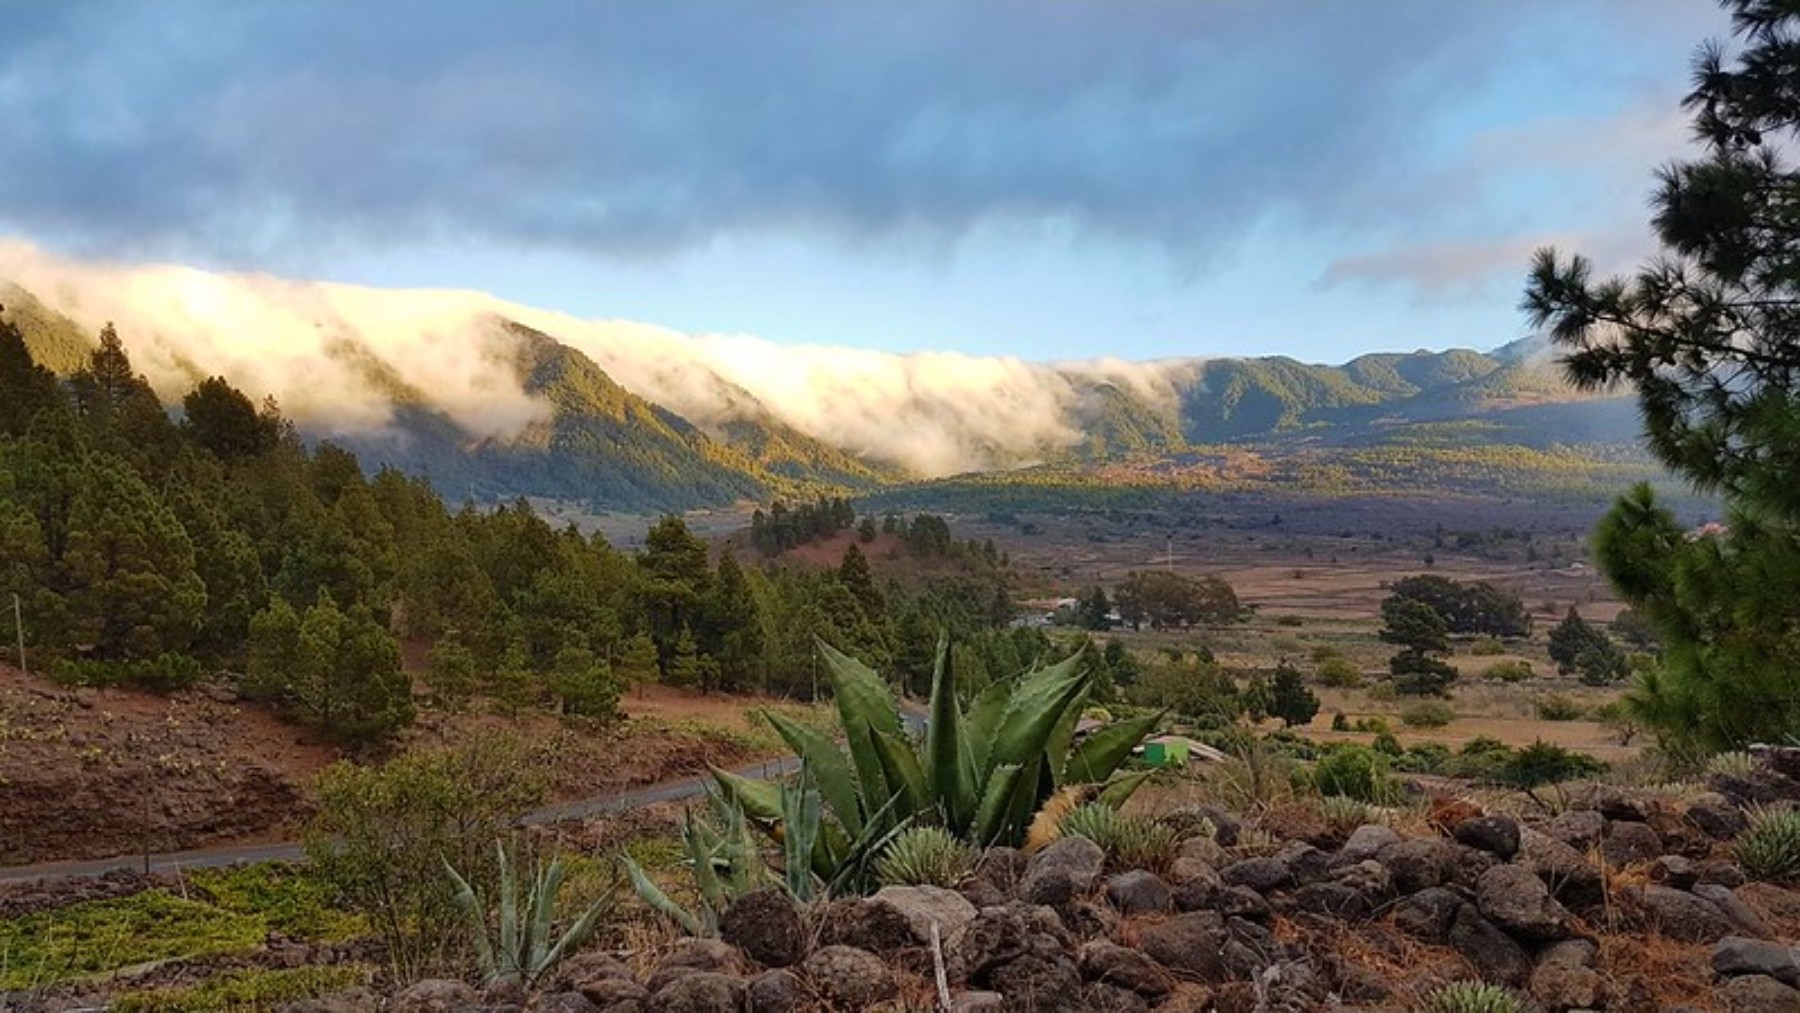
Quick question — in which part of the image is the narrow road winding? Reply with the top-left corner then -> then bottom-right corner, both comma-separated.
0,754 -> 804,885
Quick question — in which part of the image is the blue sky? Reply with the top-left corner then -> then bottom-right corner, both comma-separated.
0,1 -> 1730,363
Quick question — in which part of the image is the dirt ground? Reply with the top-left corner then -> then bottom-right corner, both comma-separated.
0,668 -> 805,868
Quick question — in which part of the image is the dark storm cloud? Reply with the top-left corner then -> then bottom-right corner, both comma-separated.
0,1 -> 1715,267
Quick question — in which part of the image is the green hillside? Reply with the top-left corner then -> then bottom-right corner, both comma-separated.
0,283 -> 94,375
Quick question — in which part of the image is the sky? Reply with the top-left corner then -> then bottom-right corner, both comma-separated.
0,1 -> 1733,364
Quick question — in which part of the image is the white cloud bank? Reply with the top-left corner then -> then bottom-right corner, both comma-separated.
0,242 -> 1199,477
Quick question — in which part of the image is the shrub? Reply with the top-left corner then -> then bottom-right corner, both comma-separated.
48,653 -> 205,692
1484,659 -> 1534,682
1736,808 -> 1800,883
1311,745 -> 1399,804
1059,804 -> 1182,874
1469,637 -> 1505,656
1534,694 -> 1584,721
1317,794 -> 1373,836
188,864 -> 363,942
306,733 -> 553,982
1503,741 -> 1607,788
1400,702 -> 1456,728
1705,751 -> 1756,777
877,826 -> 978,888
1314,655 -> 1364,688
1275,614 -> 1305,627
1417,981 -> 1526,1013
1331,712 -> 1350,732
0,891 -> 264,991
1372,731 -> 1404,756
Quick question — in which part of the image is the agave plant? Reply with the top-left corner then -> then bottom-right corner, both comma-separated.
1736,806 -> 1800,883
619,787 -> 773,937
714,636 -> 1159,868
444,839 -> 615,988
876,826 -> 978,887
1415,981 -> 1525,1013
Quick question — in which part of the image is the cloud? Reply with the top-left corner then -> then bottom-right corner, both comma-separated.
0,1 -> 1597,271
1,241 -> 1211,476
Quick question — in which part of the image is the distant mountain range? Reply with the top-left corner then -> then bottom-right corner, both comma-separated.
0,255 -> 1656,514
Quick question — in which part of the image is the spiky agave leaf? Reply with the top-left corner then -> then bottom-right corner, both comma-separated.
620,854 -> 704,936
870,727 -> 929,820
1064,711 -> 1164,785
709,766 -> 783,822
988,654 -> 1089,774
924,634 -> 974,831
764,711 -> 865,836
444,857 -> 499,980
816,638 -> 904,814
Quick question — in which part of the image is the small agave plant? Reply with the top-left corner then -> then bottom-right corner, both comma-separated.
445,839 -> 615,988
713,635 -> 1159,877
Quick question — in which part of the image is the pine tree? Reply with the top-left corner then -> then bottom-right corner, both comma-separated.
836,543 -> 884,622
1269,661 -> 1320,728
618,631 -> 660,697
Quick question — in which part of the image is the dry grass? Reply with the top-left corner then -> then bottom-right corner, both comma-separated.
1595,933 -> 1721,1013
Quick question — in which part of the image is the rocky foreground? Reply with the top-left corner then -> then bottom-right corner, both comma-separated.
266,751 -> 1800,1013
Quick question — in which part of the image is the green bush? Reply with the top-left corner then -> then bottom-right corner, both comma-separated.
1331,711 -> 1350,732
1502,741 -> 1607,788
1315,656 -> 1364,688
1736,808 -> 1800,883
1310,745 -> 1399,804
1417,981 -> 1525,1013
1469,637 -> 1505,656
1534,694 -> 1584,721
48,653 -> 205,692
1400,702 -> 1456,728
876,826 -> 978,888
1484,659 -> 1534,682
306,733 -> 554,982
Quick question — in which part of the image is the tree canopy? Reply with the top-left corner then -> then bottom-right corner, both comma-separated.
1523,0 -> 1800,750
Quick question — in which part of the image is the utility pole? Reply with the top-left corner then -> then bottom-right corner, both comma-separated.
11,593 -> 23,676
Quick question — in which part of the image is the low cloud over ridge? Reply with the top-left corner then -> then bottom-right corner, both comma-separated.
1,242 -> 1201,477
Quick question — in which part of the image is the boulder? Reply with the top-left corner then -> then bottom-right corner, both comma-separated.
1272,841 -> 1332,886
1104,871 -> 1172,915
951,903 -> 1071,985
1083,982 -> 1151,1012
535,994 -> 600,1013
1219,856 -> 1292,893
1078,939 -> 1174,999
1686,793 -> 1749,840
1633,884 -> 1737,942
1714,937 -> 1800,988
646,939 -> 744,993
576,978 -> 649,1009
989,953 -> 1084,1012
1454,814 -> 1521,860
719,888 -> 806,968
1541,809 -> 1606,849
647,972 -> 749,1013
1448,904 -> 1532,988
975,847 -> 1029,894
1338,824 -> 1401,863
1530,939 -> 1604,1011
1602,820 -> 1664,867
952,991 -> 1006,1012
1213,884 -> 1273,921
1375,838 -> 1454,895
815,897 -> 915,954
1165,856 -> 1220,887
1651,854 -> 1700,889
873,884 -> 979,946
557,951 -> 636,993
391,979 -> 477,1013
1477,864 -> 1573,941
1020,837 -> 1106,905
1696,883 -> 1776,938
1701,859 -> 1751,889
1393,887 -> 1463,939
746,969 -> 803,1013
1137,912 -> 1229,982
802,944 -> 896,1007
1516,828 -> 1604,907
1175,833 -> 1228,868
1719,974 -> 1800,1013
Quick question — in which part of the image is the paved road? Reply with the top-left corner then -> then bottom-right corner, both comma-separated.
0,754 -> 804,885
0,705 -> 923,885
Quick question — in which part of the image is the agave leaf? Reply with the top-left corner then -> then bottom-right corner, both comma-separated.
444,857 -> 497,981
988,656 -> 1089,772
869,727 -> 929,820
972,763 -> 1025,846
1042,686 -> 1090,790
766,711 -> 864,836
1094,770 -> 1153,810
1005,758 -> 1049,845
817,638 -> 902,811
529,855 -> 564,976
620,854 -> 705,936
780,772 -> 823,902
924,633 -> 973,830
1064,711 -> 1163,785
825,792 -> 910,896
709,767 -> 783,822
535,883 -> 615,985
496,841 -> 518,980
960,677 -> 1015,797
